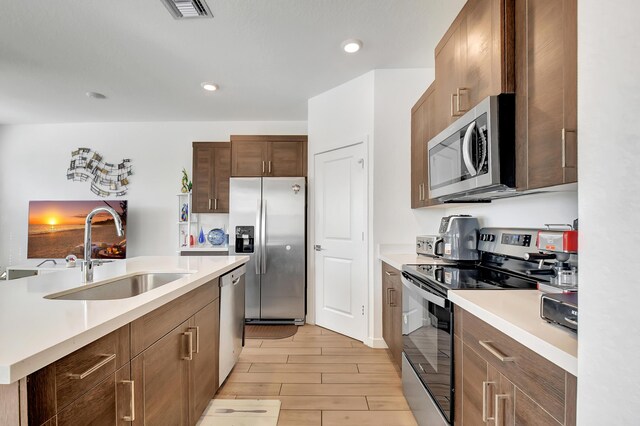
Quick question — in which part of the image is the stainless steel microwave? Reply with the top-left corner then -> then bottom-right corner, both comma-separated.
427,94 -> 515,201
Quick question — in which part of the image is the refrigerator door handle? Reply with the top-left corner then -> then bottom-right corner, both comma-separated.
255,199 -> 262,275
261,199 -> 267,274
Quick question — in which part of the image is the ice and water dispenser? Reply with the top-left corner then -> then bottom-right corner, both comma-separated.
235,226 -> 254,253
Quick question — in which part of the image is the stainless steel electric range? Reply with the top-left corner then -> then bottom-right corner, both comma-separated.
401,227 -> 578,426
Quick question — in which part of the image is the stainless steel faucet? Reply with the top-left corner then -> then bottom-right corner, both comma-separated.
81,206 -> 124,282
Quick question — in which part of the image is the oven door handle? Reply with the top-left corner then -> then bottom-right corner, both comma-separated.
401,274 -> 446,308
462,121 -> 477,176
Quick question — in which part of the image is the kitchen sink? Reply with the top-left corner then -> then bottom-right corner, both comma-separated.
45,273 -> 190,300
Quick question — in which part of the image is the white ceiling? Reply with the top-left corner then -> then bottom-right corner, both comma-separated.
0,0 -> 465,124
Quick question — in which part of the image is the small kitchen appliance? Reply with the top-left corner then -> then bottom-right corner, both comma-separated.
524,224 -> 578,289
427,94 -> 515,202
401,226 -> 576,426
416,215 -> 480,261
541,292 -> 578,332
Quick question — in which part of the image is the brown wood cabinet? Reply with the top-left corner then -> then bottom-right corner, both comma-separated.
515,0 -> 577,190
381,262 -> 402,368
454,306 -> 576,425
16,278 -> 222,426
192,142 -> 230,213
230,135 -> 307,177
411,83 -> 441,208
434,0 -> 515,136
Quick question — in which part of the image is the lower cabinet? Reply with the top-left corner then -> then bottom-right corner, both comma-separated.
21,279 -> 221,426
381,262 -> 403,368
454,306 -> 576,425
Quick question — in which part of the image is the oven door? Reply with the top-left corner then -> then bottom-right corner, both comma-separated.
401,273 -> 453,425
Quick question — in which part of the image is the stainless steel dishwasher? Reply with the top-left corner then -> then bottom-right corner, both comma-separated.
219,264 -> 246,384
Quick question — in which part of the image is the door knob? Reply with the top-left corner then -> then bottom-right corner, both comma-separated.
314,244 -> 326,251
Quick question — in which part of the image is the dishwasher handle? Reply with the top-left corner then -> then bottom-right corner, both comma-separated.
221,264 -> 247,287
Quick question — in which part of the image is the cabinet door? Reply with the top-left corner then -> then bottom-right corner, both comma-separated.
267,141 -> 305,177
488,365 -> 515,426
212,146 -> 231,212
189,300 -> 220,424
461,343 -> 490,425
516,0 -> 577,190
435,22 -> 466,135
390,276 -> 403,367
410,98 -> 426,209
515,388 -> 562,425
56,363 -> 132,426
132,320 -> 191,426
382,275 -> 393,354
231,140 -> 268,177
192,145 -> 215,213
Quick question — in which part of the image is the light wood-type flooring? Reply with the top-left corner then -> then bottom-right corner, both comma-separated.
213,324 -> 418,426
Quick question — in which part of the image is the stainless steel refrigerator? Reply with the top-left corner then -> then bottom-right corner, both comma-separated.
229,177 -> 306,325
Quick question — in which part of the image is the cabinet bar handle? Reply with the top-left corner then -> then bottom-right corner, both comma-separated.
451,93 -> 457,117
68,353 -> 116,380
494,393 -> 509,426
121,379 -> 135,421
183,331 -> 194,360
456,87 -> 469,114
386,288 -> 390,305
188,326 -> 200,354
389,288 -> 397,307
262,161 -> 265,174
268,161 -> 272,174
561,128 -> 577,168
384,271 -> 396,276
479,340 -> 516,362
214,198 -> 218,210
482,381 -> 495,421
208,199 -> 212,210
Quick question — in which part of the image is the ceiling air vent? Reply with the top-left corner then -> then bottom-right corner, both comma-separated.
161,0 -> 213,19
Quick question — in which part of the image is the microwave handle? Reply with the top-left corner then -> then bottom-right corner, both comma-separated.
462,121 -> 477,176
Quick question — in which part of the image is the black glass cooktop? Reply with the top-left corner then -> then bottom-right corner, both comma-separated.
402,263 -> 539,295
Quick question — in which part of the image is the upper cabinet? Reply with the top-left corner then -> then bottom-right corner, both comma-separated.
515,0 -> 577,190
411,83 -> 440,208
434,0 -> 515,136
230,135 -> 307,177
192,142 -> 231,213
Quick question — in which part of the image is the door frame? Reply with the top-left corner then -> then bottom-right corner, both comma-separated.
308,137 -> 370,344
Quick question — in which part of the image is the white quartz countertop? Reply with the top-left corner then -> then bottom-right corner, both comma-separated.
378,252 -> 452,270
449,290 -> 578,376
0,255 -> 248,384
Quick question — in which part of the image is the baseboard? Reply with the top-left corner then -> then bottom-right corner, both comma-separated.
364,336 -> 388,349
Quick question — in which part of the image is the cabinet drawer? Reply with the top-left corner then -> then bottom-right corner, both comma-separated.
130,279 -> 219,357
55,325 -> 130,411
381,262 -> 400,283
461,309 -> 566,423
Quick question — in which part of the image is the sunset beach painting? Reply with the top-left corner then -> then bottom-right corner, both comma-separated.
28,200 -> 127,259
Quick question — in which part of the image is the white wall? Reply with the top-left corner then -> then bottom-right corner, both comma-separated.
577,1 -> 640,423
0,121 -> 306,269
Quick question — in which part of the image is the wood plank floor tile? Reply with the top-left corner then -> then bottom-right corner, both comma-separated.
231,363 -> 251,373
217,383 -> 282,396
294,325 -> 323,335
322,373 -> 401,384
279,383 -> 403,396
322,347 -> 389,355
244,339 -> 263,348
322,410 -> 418,426
276,396 -> 369,411
292,335 -> 357,343
227,372 -> 321,384
366,396 -> 411,411
276,410 -> 321,426
242,347 -> 321,355
288,355 -> 390,364
356,363 -> 398,373
261,339 -> 353,348
249,363 -> 359,373
238,354 -> 289,363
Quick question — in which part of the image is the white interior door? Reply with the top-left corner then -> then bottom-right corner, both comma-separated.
314,143 -> 367,341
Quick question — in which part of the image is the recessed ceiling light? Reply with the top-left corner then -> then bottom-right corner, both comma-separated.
341,39 -> 363,54
201,82 -> 219,92
86,92 -> 107,99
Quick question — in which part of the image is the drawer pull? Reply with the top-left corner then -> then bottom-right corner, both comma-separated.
188,326 -> 200,354
479,340 -> 516,362
121,379 -> 135,421
494,393 -> 510,426
482,381 -> 495,421
68,353 -> 116,380
384,271 -> 397,276
183,331 -> 194,360
389,288 -> 397,307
